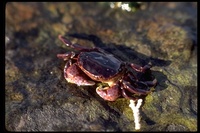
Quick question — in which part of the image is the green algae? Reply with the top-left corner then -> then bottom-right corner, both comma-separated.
163,67 -> 197,86
158,113 -> 197,131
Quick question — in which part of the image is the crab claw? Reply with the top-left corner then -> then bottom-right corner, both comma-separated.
96,84 -> 121,101
64,61 -> 95,86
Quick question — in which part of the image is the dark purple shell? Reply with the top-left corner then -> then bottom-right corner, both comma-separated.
77,51 -> 125,80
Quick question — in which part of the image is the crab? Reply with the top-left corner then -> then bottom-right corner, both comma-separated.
57,35 -> 157,101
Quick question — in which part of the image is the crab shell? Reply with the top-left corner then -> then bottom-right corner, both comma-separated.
77,51 -> 126,86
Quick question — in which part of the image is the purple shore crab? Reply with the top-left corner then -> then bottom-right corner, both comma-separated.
57,35 -> 157,101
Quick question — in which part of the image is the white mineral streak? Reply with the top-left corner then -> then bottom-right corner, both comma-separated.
129,99 -> 143,130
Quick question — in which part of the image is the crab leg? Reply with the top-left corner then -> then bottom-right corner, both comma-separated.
58,35 -> 94,51
57,51 -> 76,61
122,81 -> 150,95
143,78 -> 157,87
127,71 -> 157,87
64,60 -> 95,86
130,63 -> 152,73
121,89 -> 137,100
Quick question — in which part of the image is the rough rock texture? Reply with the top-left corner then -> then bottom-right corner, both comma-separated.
6,2 -> 197,131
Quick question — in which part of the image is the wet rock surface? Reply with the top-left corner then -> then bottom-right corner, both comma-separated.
5,2 -> 197,131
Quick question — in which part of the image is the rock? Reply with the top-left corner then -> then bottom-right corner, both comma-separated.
5,2 -> 197,131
